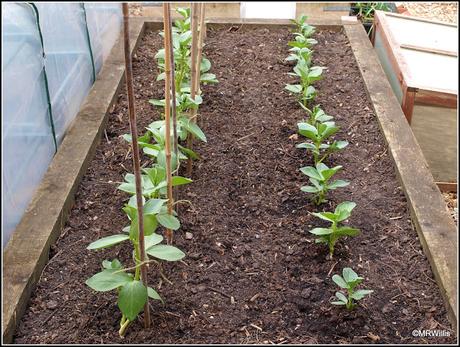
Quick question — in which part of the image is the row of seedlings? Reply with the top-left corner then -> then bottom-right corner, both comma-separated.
286,15 -> 373,310
85,4 -> 217,337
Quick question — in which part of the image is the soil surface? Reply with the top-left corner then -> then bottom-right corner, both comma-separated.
14,26 -> 456,344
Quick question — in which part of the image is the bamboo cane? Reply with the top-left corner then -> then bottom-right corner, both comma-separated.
195,3 -> 206,96
186,2 -> 200,176
121,3 -> 150,328
163,2 -> 174,245
166,3 -> 179,206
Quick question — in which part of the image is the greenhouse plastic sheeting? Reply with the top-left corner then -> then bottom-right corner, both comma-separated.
84,3 -> 123,73
2,2 -> 122,247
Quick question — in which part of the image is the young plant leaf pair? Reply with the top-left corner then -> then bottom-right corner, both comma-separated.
331,267 -> 373,310
296,108 -> 349,164
285,60 -> 323,106
290,14 -> 316,39
300,163 -> 349,205
118,166 -> 192,199
309,201 -> 359,257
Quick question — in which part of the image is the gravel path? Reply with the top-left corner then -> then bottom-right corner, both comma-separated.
400,2 -> 458,23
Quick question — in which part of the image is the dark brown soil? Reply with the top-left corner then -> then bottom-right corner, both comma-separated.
14,26 -> 456,344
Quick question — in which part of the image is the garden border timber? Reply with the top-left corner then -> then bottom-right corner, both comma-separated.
2,17 -> 457,343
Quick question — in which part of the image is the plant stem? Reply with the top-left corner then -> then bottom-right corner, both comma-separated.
119,319 -> 131,337
134,244 -> 141,280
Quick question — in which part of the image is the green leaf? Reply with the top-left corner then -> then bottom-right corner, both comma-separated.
332,274 -> 349,289
156,72 -> 166,81
172,176 -> 193,186
179,145 -> 199,160
86,269 -> 132,292
146,244 -> 185,261
148,287 -> 164,303
154,48 -> 165,59
331,301 -> 347,305
320,166 -> 341,181
118,280 -> 148,321
285,84 -> 302,93
328,179 -> 350,190
298,122 -> 318,140
102,259 -> 122,270
296,142 -> 317,151
309,177 -> 322,190
334,140 -> 349,149
144,233 -> 164,251
342,267 -> 360,283
122,205 -> 137,221
335,291 -> 348,303
182,119 -> 207,142
130,214 -> 158,241
149,99 -> 166,107
128,195 -> 145,209
176,7 -> 189,18
122,134 -> 132,142
118,182 -> 136,195
336,227 -> 360,237
351,289 -> 373,300
335,201 -> 357,221
308,66 -> 323,79
300,166 -> 322,181
144,199 -> 167,215
200,57 -> 211,73
309,227 -> 333,236
200,73 -> 218,83
300,185 -> 319,193
311,212 -> 336,223
157,213 -> 180,230
320,123 -> 339,139
157,150 -> 179,172
87,234 -> 130,250
143,147 -> 159,157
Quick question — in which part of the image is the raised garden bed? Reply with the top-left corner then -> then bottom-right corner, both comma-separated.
7,20 -> 457,344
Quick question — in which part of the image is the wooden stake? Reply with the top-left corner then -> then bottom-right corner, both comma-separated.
165,3 -> 179,206
195,3 -> 206,96
186,3 -> 200,176
121,3 -> 150,328
163,3 -> 174,245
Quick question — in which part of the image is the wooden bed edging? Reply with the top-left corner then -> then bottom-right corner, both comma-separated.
343,23 -> 458,330
2,17 -> 456,343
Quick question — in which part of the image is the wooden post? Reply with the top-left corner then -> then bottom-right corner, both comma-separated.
163,3 -> 174,244
121,3 -> 150,328
186,3 -> 200,176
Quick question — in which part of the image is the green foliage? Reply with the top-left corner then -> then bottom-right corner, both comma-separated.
296,108 -> 348,164
354,2 -> 392,36
331,267 -> 373,309
300,163 -> 349,205
309,201 -> 360,256
285,60 -> 323,106
290,14 -> 316,38
87,6 -> 218,336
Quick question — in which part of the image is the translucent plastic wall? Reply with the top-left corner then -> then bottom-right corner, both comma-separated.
2,2 -> 122,247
